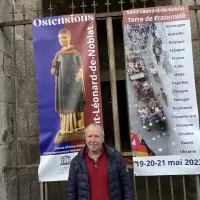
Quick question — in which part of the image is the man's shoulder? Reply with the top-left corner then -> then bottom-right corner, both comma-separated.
71,146 -> 85,164
70,153 -> 82,167
105,144 -> 122,158
106,144 -> 115,152
113,148 -> 123,158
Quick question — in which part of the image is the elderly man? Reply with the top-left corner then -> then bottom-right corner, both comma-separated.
67,123 -> 133,200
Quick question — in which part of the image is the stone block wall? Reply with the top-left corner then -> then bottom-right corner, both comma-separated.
0,0 -> 41,200
0,1 -> 17,199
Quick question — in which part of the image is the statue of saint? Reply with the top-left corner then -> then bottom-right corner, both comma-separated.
51,28 -> 85,134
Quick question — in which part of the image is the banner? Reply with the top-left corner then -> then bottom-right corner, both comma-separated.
32,14 -> 103,181
123,5 -> 200,175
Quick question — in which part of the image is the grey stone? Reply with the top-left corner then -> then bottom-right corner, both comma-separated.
190,11 -> 198,40
0,108 -> 17,200
6,142 -> 17,167
15,25 -> 25,40
26,25 -> 33,41
16,79 -> 26,108
0,145 -> 7,184
30,169 -> 40,200
27,40 -> 36,78
28,78 -> 37,103
31,167 -> 38,174
14,0 -> 40,21
0,181 -> 8,200
7,104 -> 15,140
16,107 -> 28,138
15,39 -> 25,79
0,0 -> 12,23
0,29 -> 12,56
29,137 -> 40,164
3,169 -> 17,184
15,25 -> 32,43
0,102 -> 15,145
6,175 -> 17,200
3,54 -> 14,77
18,138 -> 29,165
18,168 -> 30,200
0,1 -> 41,200
0,75 -> 15,103
14,30 -> 36,78
28,103 -> 39,137
0,51 -> 3,73
0,173 -> 3,184
0,142 -> 17,175
0,102 -> 8,144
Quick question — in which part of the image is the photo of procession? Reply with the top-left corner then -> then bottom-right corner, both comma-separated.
124,22 -> 175,156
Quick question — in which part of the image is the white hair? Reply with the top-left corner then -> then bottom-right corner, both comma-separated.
85,123 -> 105,137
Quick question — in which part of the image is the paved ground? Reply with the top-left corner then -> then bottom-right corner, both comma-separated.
127,30 -> 175,156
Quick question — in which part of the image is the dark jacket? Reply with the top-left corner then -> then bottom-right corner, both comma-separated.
67,144 -> 134,200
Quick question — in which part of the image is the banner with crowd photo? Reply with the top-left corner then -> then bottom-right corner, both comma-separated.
32,14 -> 103,182
123,5 -> 200,176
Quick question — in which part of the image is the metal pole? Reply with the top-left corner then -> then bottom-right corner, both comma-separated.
182,176 -> 187,200
170,176 -> 174,200
158,176 -> 162,200
40,182 -> 44,200
196,175 -> 200,200
22,5 -> 32,200
11,4 -> 19,200
106,17 -> 121,151
58,181 -> 60,200
133,175 -> 138,200
45,182 -> 48,200
145,176 -> 149,200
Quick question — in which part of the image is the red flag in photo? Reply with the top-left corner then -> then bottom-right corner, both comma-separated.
130,129 -> 140,151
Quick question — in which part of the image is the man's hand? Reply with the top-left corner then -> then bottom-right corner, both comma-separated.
51,67 -> 56,75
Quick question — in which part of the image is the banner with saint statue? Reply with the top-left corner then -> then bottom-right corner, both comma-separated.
123,5 -> 200,176
32,14 -> 103,181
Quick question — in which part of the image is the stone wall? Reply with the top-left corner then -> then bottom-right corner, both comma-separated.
0,0 -> 41,199
0,1 -> 17,200
15,0 -> 41,199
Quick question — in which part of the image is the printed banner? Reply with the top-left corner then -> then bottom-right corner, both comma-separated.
32,14 -> 103,181
123,5 -> 200,176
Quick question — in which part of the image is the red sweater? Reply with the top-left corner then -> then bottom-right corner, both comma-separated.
85,148 -> 110,200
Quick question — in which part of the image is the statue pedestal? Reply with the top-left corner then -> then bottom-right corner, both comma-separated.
54,131 -> 85,144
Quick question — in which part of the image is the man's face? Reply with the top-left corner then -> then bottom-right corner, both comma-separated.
58,34 -> 71,47
85,126 -> 104,153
